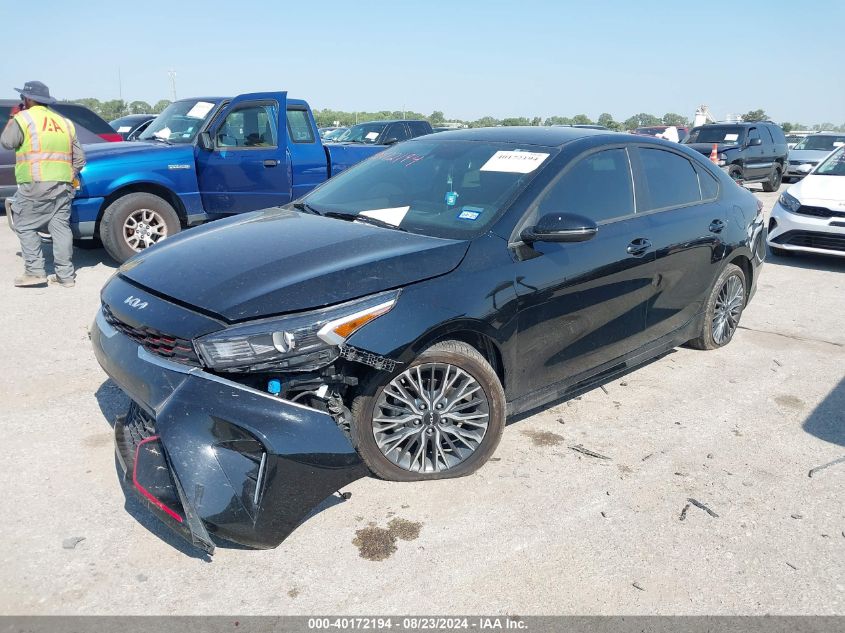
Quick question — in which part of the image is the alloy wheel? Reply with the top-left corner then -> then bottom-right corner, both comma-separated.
712,275 -> 744,345
123,208 -> 168,251
372,363 -> 490,473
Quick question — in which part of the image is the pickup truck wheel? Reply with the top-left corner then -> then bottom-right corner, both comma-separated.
100,193 -> 180,263
351,340 -> 505,482
762,165 -> 782,192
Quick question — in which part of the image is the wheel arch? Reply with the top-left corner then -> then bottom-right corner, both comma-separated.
728,253 -> 753,299
96,182 -> 187,236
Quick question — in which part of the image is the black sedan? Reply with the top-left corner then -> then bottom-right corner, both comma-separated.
91,127 -> 765,553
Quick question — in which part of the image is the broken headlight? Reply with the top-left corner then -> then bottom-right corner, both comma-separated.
195,290 -> 399,372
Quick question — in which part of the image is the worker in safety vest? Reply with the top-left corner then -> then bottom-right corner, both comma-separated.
1,81 -> 86,287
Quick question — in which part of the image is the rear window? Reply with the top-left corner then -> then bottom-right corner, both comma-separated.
52,104 -> 113,134
684,126 -> 745,146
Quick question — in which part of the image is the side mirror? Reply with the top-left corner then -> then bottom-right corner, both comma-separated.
383,137 -> 399,146
748,138 -> 762,147
520,213 -> 598,244
198,131 -> 213,150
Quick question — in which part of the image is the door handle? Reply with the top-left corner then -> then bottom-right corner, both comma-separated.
626,238 -> 652,257
709,219 -> 726,233
263,159 -> 279,167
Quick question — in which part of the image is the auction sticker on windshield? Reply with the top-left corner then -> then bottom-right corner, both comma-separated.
481,150 -> 549,173
186,101 -> 215,119
359,206 -> 410,226
724,133 -> 739,141
365,131 -> 380,141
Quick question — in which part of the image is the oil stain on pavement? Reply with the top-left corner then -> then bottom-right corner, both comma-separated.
521,429 -> 565,447
352,517 -> 423,561
775,395 -> 805,410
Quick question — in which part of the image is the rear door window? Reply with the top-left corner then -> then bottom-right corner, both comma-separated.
636,148 -> 701,211
695,163 -> 719,200
533,148 -> 635,223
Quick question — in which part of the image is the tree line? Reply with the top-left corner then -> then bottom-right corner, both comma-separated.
65,98 -> 845,133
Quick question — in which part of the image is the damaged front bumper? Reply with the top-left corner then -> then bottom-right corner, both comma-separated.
91,308 -> 369,554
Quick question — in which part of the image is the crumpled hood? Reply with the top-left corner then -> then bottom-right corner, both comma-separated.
787,174 -> 845,205
120,208 -> 470,322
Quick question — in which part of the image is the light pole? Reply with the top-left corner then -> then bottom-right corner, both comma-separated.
168,69 -> 177,102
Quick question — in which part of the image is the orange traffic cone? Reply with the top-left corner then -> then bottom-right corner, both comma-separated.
709,143 -> 719,164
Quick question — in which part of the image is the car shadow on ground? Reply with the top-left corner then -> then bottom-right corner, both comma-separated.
506,350 -> 674,425
767,250 -> 845,273
94,379 -> 128,428
802,376 -> 845,448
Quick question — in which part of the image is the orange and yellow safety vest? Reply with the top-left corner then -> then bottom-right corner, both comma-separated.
13,105 -> 75,183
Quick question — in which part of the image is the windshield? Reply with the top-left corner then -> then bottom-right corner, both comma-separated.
324,127 -> 348,141
303,140 -> 556,239
684,126 -> 745,145
793,135 -> 845,151
138,99 -> 217,143
338,122 -> 388,143
814,146 -> 845,176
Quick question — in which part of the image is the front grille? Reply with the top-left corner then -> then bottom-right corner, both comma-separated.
126,401 -> 156,447
775,230 -> 845,252
116,402 -> 157,472
789,160 -> 819,166
102,304 -> 201,366
794,205 -> 845,219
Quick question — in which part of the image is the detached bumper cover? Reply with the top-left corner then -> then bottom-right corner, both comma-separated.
92,309 -> 368,553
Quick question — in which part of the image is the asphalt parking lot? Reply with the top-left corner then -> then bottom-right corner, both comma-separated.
0,184 -> 843,615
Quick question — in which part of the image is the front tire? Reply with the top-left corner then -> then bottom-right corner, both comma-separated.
687,264 -> 746,350
762,165 -> 782,192
100,193 -> 180,263
351,340 -> 505,482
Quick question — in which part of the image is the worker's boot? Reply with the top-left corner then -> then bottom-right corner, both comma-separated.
14,273 -> 47,287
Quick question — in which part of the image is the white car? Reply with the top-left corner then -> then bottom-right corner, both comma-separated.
767,145 -> 845,258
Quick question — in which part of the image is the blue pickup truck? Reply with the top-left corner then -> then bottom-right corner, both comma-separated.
68,92 -> 383,262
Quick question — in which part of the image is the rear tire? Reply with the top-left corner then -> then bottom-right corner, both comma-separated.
351,340 -> 505,482
100,193 -> 180,264
762,165 -> 782,192
687,264 -> 746,350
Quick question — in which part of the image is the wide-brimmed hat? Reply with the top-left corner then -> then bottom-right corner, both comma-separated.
14,81 -> 56,104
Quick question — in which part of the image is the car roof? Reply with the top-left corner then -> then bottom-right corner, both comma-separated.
413,125 -> 610,147
806,131 -> 845,136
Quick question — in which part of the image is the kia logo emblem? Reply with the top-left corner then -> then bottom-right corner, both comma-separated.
124,296 -> 148,310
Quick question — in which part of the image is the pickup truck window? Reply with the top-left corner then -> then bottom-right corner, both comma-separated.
286,109 -> 315,144
407,121 -> 432,138
385,122 -> 410,144
217,103 -> 278,148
